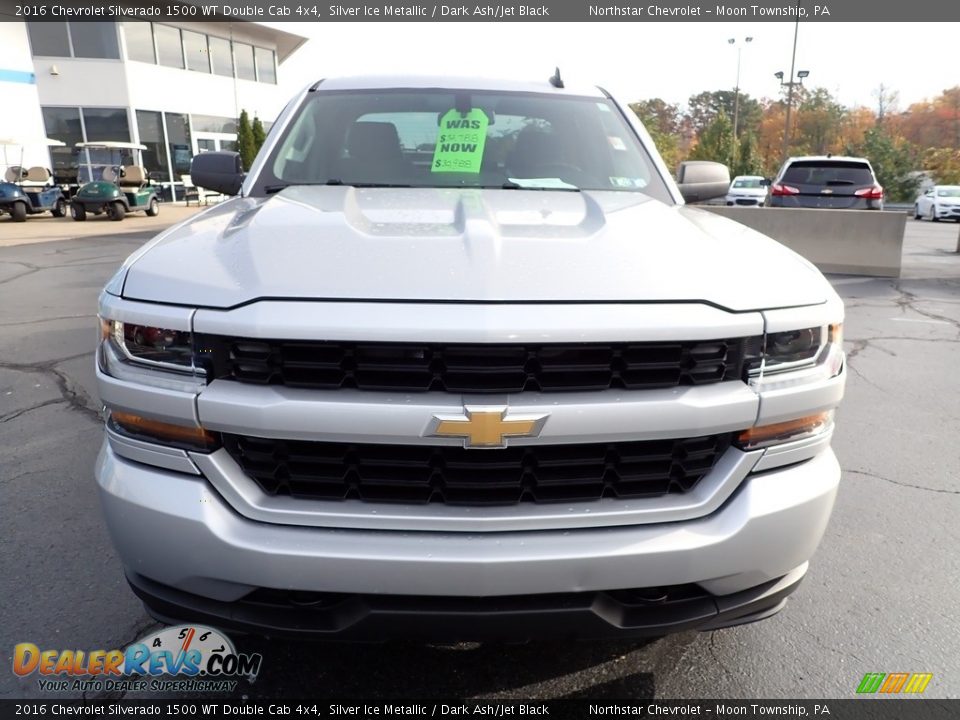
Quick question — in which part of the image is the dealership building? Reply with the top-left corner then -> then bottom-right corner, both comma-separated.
0,19 -> 306,199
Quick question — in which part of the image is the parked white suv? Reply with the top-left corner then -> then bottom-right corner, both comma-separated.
95,75 -> 845,640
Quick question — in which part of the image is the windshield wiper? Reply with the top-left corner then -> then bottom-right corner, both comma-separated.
264,179 -> 344,194
265,180 -> 420,193
494,183 -> 581,192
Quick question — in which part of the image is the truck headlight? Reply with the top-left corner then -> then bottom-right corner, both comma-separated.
98,317 -> 207,392
735,410 -> 834,450
746,323 -> 843,388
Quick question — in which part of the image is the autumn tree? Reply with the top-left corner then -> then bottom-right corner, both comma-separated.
900,87 -> 960,150
923,148 -> 960,184
873,83 -> 899,127
837,107 -> 877,153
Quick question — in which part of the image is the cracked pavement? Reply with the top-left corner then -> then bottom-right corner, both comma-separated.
1,218 -> 958,700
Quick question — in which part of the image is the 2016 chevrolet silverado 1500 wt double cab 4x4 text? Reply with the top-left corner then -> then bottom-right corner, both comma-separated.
94,75 -> 845,641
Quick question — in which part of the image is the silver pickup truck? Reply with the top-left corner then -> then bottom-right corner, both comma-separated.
95,75 -> 845,640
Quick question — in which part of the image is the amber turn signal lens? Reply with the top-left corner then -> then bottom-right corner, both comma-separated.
737,411 -> 832,450
110,411 -> 218,449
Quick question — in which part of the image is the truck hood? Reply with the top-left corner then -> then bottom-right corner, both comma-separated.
122,186 -> 830,311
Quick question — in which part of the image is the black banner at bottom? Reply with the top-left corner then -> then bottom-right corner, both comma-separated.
0,700 -> 956,720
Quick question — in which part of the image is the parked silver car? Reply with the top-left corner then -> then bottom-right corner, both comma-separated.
914,185 -> 960,221
95,75 -> 845,640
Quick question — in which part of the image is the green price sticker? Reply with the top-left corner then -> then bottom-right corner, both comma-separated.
431,108 -> 489,174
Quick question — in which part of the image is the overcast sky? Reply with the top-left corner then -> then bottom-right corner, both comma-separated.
272,22 -> 946,112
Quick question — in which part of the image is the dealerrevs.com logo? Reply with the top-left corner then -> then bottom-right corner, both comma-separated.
13,625 -> 262,693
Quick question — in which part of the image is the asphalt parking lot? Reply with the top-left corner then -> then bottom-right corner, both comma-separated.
1,213 -> 958,701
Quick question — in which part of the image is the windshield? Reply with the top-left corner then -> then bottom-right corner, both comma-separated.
255,89 -> 670,201
782,161 -> 874,187
936,187 -> 960,197
732,178 -> 764,189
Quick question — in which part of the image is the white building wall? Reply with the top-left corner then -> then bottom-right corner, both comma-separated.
32,58 -> 130,110
0,23 -> 53,170
123,62 -> 289,124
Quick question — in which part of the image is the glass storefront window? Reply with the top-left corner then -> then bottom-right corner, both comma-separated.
255,47 -> 276,84
27,22 -> 71,57
208,35 -> 233,77
233,42 -> 256,81
41,107 -> 83,185
154,24 -> 184,69
81,109 -> 132,182
191,114 -> 237,135
81,108 -> 131,143
136,110 -> 170,183
183,30 -> 210,73
165,113 -> 193,179
68,22 -> 120,59
123,22 -> 155,63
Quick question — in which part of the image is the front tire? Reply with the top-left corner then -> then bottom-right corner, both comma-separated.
928,205 -> 939,222
51,198 -> 66,218
145,197 -> 159,217
914,205 -> 921,220
71,203 -> 87,221
108,202 -> 125,222
11,201 -> 27,222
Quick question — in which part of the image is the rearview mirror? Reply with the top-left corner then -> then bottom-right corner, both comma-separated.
191,151 -> 244,196
676,161 -> 731,203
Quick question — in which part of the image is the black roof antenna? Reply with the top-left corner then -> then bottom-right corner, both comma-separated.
549,67 -> 564,89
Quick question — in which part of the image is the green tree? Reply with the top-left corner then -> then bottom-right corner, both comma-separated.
629,98 -> 683,135
687,90 -> 762,138
236,110 -> 255,171
630,100 -> 683,170
252,116 -> 267,156
733,131 -> 763,178
688,111 -> 735,168
845,127 -> 920,202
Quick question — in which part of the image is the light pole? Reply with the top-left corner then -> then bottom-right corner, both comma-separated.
777,13 -> 807,164
728,36 -> 753,164
776,68 -> 809,164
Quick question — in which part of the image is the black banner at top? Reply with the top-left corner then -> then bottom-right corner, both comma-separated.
0,699 -> 957,719
0,0 -> 958,22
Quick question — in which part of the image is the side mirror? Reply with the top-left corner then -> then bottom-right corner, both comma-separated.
676,161 -> 731,203
191,151 -> 244,196
760,178 -> 772,187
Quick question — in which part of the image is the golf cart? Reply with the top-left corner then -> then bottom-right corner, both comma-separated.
0,139 -> 68,222
71,142 -> 159,221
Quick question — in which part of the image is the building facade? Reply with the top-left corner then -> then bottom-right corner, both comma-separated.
0,20 -> 306,199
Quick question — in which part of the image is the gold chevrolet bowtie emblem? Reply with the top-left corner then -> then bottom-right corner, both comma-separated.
428,407 -> 548,449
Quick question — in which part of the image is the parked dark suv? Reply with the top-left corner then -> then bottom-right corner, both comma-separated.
768,155 -> 884,210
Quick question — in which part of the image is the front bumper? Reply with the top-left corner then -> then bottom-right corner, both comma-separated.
725,195 -> 764,207
96,442 -> 840,638
127,565 -> 806,641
